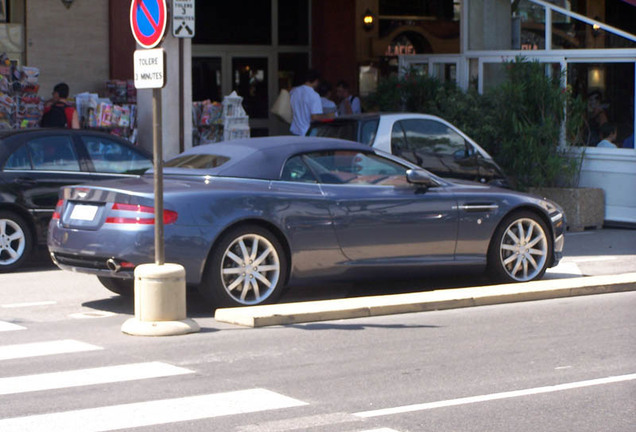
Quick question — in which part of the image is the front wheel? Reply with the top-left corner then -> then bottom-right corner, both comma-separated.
0,211 -> 32,273
200,225 -> 288,308
97,276 -> 134,296
488,211 -> 552,283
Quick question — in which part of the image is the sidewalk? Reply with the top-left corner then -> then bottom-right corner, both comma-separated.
216,228 -> 636,327
546,228 -> 636,278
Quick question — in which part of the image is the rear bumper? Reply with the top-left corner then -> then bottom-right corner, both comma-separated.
47,221 -> 211,285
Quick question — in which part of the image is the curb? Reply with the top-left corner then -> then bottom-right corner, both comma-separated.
214,272 -> 636,327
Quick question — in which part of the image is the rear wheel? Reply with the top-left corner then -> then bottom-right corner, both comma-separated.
97,276 -> 134,296
199,225 -> 288,308
0,211 -> 32,273
488,211 -> 552,282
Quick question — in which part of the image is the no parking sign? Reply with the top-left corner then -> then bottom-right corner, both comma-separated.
130,0 -> 167,49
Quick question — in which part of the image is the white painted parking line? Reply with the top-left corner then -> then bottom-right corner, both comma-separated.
0,340 -> 102,361
0,321 -> 26,332
354,373 -> 636,418
0,362 -> 193,396
69,311 -> 117,319
360,429 -> 402,432
0,388 -> 307,432
2,301 -> 57,308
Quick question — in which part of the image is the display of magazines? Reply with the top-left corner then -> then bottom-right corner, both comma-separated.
0,53 -> 43,130
76,80 -> 138,143
192,91 -> 250,146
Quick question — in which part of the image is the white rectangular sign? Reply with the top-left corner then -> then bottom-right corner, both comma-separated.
133,48 -> 165,89
173,0 -> 195,38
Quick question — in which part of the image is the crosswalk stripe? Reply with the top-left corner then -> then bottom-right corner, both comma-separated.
0,388 -> 308,432
0,339 -> 102,361
0,362 -> 193,396
0,321 -> 26,332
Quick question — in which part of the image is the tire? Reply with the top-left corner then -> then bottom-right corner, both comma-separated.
199,225 -> 288,308
0,211 -> 33,273
488,211 -> 552,283
97,276 -> 134,296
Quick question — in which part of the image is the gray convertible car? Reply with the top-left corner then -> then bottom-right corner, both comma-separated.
48,136 -> 565,307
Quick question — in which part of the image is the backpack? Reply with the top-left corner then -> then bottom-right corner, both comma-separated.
40,102 -> 68,128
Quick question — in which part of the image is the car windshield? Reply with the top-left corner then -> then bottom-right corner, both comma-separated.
165,154 -> 230,169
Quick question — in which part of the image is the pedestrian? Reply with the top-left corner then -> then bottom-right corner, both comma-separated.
596,123 -> 617,148
335,80 -> 361,116
289,69 -> 325,136
317,81 -> 337,117
41,82 -> 80,129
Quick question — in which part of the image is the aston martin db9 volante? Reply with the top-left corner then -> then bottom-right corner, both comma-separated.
48,136 -> 564,307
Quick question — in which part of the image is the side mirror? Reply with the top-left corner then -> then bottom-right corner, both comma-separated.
406,169 -> 438,189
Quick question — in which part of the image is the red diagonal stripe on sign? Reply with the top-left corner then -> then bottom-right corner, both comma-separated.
139,0 -> 160,32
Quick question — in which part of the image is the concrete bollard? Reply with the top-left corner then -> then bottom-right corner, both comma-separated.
121,263 -> 200,336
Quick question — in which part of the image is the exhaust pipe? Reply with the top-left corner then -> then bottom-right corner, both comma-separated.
106,258 -> 121,273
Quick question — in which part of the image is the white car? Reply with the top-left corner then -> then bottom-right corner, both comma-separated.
308,113 -> 509,187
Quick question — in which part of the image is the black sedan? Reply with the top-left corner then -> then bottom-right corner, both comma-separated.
48,136 -> 565,307
0,129 -> 152,271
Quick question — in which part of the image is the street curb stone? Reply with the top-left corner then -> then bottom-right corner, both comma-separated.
214,272 -> 636,327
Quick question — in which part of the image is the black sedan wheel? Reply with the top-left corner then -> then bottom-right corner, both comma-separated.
97,276 -> 134,296
0,211 -> 32,272
201,225 -> 288,307
488,211 -> 552,282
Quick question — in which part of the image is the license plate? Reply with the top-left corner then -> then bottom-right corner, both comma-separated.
70,204 -> 99,221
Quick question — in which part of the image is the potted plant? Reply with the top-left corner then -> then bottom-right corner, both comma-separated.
490,59 -> 603,231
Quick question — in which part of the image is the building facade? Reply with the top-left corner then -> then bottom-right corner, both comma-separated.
1,0 -> 634,222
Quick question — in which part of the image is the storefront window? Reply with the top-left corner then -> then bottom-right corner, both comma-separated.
379,0 -> 455,20
232,57 -> 269,119
194,1 -> 272,45
278,53 -> 309,90
511,0 -> 636,50
568,62 -> 635,148
192,57 -> 222,102
278,0 -> 309,46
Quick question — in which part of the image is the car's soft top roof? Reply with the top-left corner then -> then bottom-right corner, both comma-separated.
163,136 -> 376,180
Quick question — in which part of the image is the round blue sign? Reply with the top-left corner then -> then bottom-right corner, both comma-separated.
130,0 -> 167,49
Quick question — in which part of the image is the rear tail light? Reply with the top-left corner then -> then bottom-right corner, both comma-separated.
106,203 -> 178,225
52,200 -> 64,220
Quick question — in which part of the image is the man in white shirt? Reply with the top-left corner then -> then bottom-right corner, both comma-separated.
290,70 -> 324,136
336,80 -> 361,116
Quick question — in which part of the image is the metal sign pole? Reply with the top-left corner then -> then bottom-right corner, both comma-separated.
152,87 -> 165,265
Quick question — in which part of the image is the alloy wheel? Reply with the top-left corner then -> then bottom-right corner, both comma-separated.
220,233 -> 281,305
499,217 -> 548,281
0,218 -> 26,266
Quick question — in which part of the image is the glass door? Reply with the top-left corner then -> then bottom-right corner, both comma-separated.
231,56 -> 270,137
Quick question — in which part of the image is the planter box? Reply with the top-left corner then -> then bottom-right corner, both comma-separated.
569,147 -> 636,226
529,187 -> 605,232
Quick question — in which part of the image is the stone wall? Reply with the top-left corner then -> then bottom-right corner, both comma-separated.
25,0 -> 109,96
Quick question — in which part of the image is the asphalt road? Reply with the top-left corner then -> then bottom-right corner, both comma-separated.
1,264 -> 635,431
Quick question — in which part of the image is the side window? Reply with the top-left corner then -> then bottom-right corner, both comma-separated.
280,156 -> 317,183
390,122 -> 408,156
303,150 -> 408,186
81,136 -> 152,174
28,136 -> 80,171
360,119 -> 379,145
4,145 -> 32,170
402,119 -> 468,156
